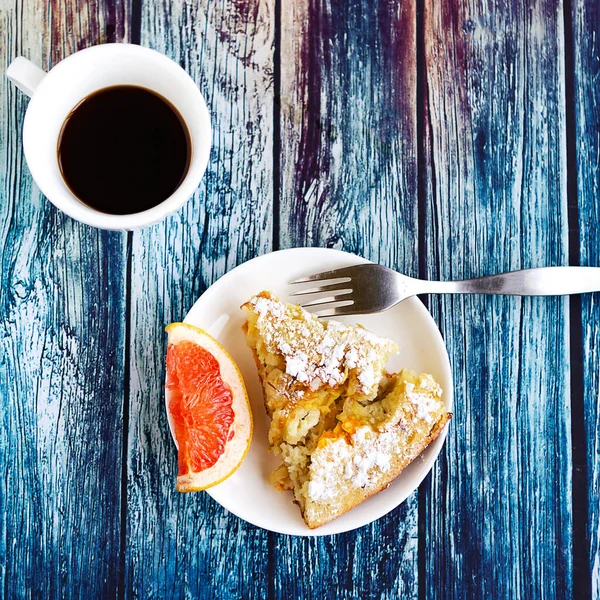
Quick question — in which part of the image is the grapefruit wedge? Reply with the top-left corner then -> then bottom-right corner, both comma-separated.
165,323 -> 253,492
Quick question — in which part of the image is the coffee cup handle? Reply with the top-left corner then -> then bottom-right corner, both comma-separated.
6,57 -> 47,98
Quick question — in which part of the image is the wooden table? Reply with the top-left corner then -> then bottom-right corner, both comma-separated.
1,0 -> 598,598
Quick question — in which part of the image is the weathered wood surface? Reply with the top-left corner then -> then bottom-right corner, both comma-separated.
423,0 -> 572,598
2,0 -> 600,597
124,0 -> 274,597
573,0 -> 600,597
0,1 -> 129,599
277,1 -> 421,598
279,0 -> 418,266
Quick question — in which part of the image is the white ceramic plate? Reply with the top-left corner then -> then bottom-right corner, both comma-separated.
172,247 -> 453,536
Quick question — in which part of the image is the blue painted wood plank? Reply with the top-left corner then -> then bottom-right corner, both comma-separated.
270,506 -> 419,600
0,1 -> 129,598
573,0 -> 600,596
280,0 -> 418,268
423,0 -> 572,598
124,1 -> 274,598
278,1 -> 420,598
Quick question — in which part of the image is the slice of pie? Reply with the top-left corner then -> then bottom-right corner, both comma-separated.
242,291 -> 451,529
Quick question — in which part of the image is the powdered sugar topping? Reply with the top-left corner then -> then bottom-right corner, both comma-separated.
308,427 -> 396,502
405,382 -> 439,424
248,294 -> 398,394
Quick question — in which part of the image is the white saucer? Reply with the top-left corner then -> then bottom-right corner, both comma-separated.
176,247 -> 453,536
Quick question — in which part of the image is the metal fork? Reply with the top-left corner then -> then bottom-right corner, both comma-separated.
289,264 -> 600,317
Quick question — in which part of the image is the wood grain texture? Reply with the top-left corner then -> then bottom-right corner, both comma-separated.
423,0 -> 572,598
124,1 -> 274,597
270,506 -> 419,600
279,0 -> 418,265
0,0 -> 129,598
277,1 -> 420,598
573,0 -> 600,596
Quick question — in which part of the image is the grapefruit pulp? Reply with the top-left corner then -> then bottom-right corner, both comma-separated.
165,322 -> 253,491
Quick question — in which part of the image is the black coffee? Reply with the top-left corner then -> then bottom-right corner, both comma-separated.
58,85 -> 191,215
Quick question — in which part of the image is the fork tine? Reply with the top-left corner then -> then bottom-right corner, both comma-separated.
289,265 -> 360,284
289,281 -> 353,296
313,303 -> 361,318
300,294 -> 353,308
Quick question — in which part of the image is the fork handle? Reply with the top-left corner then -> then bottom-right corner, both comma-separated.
417,267 -> 600,296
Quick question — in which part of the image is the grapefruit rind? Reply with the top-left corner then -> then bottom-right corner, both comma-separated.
166,322 -> 253,492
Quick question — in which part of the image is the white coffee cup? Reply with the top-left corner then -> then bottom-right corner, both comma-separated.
6,43 -> 211,230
